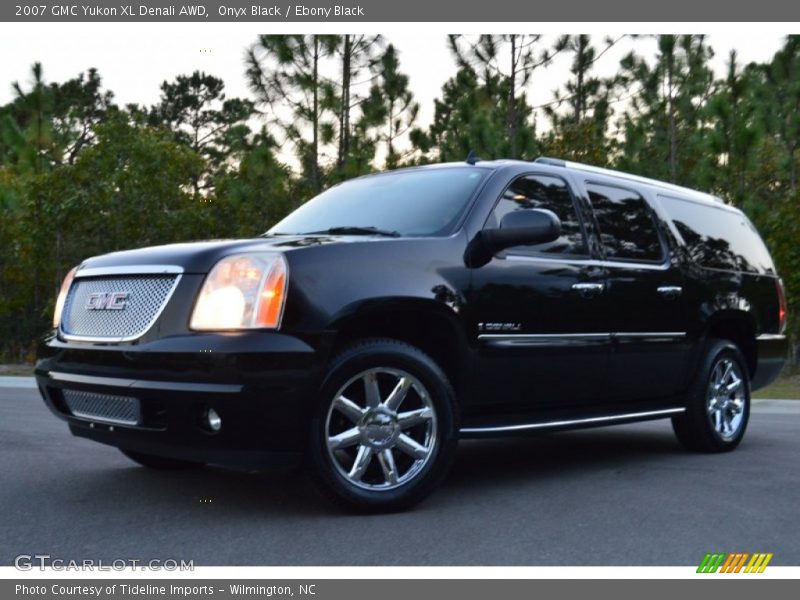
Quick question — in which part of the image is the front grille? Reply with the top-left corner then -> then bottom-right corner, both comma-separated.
62,390 -> 142,426
60,275 -> 179,340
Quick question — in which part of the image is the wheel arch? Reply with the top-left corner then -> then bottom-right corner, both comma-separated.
702,310 -> 757,377
327,299 -> 473,404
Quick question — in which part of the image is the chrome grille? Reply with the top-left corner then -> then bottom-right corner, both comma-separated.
61,275 -> 179,341
62,390 -> 142,426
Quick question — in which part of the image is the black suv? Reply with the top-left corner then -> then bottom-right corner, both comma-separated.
36,157 -> 789,511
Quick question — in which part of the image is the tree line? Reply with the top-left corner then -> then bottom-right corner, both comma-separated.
1,34 -> 799,362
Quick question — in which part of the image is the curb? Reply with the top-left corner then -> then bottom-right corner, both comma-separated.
0,377 -> 36,389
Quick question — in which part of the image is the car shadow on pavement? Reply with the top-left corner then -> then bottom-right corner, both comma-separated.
446,425 -> 685,491
25,424 -> 684,518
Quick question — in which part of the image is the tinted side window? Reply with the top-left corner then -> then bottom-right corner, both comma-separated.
586,183 -> 664,262
489,175 -> 587,256
659,195 -> 775,274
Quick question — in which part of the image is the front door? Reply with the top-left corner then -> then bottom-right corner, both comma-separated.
468,173 -> 613,414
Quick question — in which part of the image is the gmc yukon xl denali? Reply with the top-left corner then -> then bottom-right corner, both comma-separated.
36,157 -> 789,511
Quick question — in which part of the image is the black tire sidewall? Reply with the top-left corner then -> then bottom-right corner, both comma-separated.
308,338 -> 459,511
682,339 -> 751,451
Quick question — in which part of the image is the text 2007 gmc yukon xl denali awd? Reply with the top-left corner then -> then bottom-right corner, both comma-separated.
36,157 -> 789,511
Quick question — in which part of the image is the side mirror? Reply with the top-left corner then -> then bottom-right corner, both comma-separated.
464,209 -> 562,268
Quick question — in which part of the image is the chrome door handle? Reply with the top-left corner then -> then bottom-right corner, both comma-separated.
657,285 -> 683,298
572,282 -> 605,297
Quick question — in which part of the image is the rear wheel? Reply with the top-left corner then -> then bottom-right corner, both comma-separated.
672,339 -> 750,452
120,449 -> 205,470
309,338 -> 458,512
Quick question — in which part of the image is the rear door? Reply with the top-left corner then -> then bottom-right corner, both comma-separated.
468,172 -> 613,413
581,180 -> 691,403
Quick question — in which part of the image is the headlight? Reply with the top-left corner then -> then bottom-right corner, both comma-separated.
190,253 -> 288,331
53,266 -> 79,328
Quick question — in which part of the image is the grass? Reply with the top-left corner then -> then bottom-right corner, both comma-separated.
0,364 -> 34,377
754,372 -> 800,400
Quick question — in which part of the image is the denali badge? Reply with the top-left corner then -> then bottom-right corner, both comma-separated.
478,322 -> 522,332
85,292 -> 130,311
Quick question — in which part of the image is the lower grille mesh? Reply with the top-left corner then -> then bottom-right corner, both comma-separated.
62,390 -> 142,426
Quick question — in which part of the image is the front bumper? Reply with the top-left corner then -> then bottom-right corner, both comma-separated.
35,331 -> 333,468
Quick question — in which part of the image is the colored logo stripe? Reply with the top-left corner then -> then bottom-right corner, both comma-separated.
697,552 -> 773,573
745,553 -> 773,573
720,553 -> 749,573
697,553 -> 725,573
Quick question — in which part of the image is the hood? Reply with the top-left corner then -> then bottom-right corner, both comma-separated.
77,235 -> 353,274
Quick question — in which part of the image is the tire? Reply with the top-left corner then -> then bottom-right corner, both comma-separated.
120,449 -> 205,470
308,338 -> 459,512
672,339 -> 751,453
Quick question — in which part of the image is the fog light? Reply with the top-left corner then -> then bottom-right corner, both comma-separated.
205,408 -> 222,432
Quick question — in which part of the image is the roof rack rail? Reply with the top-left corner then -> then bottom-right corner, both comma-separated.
533,157 -> 566,167
533,157 -> 726,204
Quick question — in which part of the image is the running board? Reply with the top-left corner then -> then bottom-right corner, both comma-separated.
460,407 -> 685,436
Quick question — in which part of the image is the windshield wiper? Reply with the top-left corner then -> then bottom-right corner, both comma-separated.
303,226 -> 401,238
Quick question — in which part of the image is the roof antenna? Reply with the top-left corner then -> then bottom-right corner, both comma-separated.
466,150 -> 481,165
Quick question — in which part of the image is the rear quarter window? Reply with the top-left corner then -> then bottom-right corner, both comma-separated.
659,195 -> 775,274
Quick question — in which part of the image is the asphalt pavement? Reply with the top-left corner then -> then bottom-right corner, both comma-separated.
1,379 -> 798,566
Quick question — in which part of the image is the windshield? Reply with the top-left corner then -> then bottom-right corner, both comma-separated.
269,167 -> 489,237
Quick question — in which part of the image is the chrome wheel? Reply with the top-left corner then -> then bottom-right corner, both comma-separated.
706,358 -> 746,442
325,367 -> 438,491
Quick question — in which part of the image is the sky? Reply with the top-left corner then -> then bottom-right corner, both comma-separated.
0,25 -> 789,158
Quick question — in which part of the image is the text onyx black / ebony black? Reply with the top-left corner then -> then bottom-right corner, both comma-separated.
36,157 -> 789,511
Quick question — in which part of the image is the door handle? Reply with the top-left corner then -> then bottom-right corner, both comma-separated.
657,285 -> 683,298
572,282 -> 605,298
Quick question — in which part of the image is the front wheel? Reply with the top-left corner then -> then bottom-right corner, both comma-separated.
672,339 -> 750,452
309,339 -> 459,512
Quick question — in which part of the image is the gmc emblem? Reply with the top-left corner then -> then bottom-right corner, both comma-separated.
85,292 -> 130,311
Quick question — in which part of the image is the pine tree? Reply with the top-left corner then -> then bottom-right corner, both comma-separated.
543,35 -> 622,164
148,71 -> 254,194
328,35 -> 383,176
360,44 -> 419,169
411,66 -> 537,163
616,35 -> 715,186
702,52 -> 760,203
448,34 -> 566,158
758,36 -> 800,194
246,34 -> 339,193
213,128 -> 294,236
